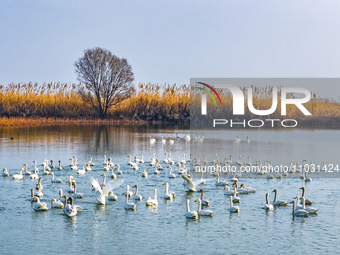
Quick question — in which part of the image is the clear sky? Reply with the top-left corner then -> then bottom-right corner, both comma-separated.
1,0 -> 340,99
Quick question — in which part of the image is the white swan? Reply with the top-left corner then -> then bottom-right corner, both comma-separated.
184,134 -> 191,141
58,160 -> 62,170
77,164 -> 86,175
110,167 -> 117,179
33,160 -> 39,171
246,136 -> 250,143
30,169 -> 39,179
51,172 -> 62,183
73,182 -> 84,199
300,187 -> 312,205
140,155 -> 145,163
185,199 -> 198,219
132,185 -> 143,200
51,198 -> 64,209
198,189 -> 210,206
149,136 -> 156,144
214,173 -> 228,186
89,157 -> 95,166
104,162 -> 110,171
304,172 -> 312,182
167,166 -> 176,178
163,182 -> 175,200
272,189 -> 288,206
228,196 -> 240,213
289,200 -> 309,217
66,177 -> 75,193
2,168 -> 9,177
154,164 -> 160,174
301,197 -> 318,214
264,193 -> 274,210
233,136 -> 241,142
239,184 -> 256,193
91,177 -> 124,205
86,161 -> 92,171
294,196 -> 303,210
36,177 -> 44,190
224,185 -> 236,196
161,136 -> 166,144
180,174 -> 205,192
103,155 -> 107,165
63,196 -> 77,217
23,163 -> 31,175
233,183 -> 249,194
12,169 -> 23,180
42,165 -> 49,175
59,189 -> 66,203
195,198 -> 213,216
115,164 -> 122,175
142,167 -> 148,178
30,188 -> 39,202
33,197 -> 48,211
145,188 -> 158,206
124,185 -> 136,210
232,187 -> 241,203
108,191 -> 118,201
50,160 -> 55,169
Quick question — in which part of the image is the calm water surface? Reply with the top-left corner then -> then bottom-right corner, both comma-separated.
0,125 -> 339,254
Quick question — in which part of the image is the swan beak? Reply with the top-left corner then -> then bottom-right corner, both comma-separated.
162,183 -> 166,185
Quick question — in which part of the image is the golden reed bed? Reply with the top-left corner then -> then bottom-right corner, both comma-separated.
0,82 -> 339,127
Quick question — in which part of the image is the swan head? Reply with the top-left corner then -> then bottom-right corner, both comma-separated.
51,199 -> 57,205
132,185 -> 137,189
272,189 -> 277,193
3,168 -> 7,172
68,197 -> 74,205
299,187 -> 305,191
101,174 -> 106,177
194,199 -> 200,203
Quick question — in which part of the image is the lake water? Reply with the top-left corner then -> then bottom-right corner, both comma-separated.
0,125 -> 339,254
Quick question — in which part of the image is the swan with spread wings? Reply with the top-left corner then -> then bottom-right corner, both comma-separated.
90,177 -> 124,205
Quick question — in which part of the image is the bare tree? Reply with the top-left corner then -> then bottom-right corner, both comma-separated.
75,47 -> 135,118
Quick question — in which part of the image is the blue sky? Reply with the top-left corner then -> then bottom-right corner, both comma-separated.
1,0 -> 340,99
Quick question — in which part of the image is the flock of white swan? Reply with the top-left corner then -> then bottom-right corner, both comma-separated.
2,134 -> 319,219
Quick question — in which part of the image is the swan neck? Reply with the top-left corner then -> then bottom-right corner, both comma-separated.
230,196 -> 233,207
266,194 -> 269,204
197,200 -> 201,212
274,191 -> 277,202
186,200 -> 190,212
135,186 -> 138,194
154,189 -> 157,200
165,184 -> 169,195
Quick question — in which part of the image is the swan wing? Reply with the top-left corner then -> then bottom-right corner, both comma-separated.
90,177 -> 102,195
193,179 -> 205,187
102,179 -> 124,196
181,174 -> 195,188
